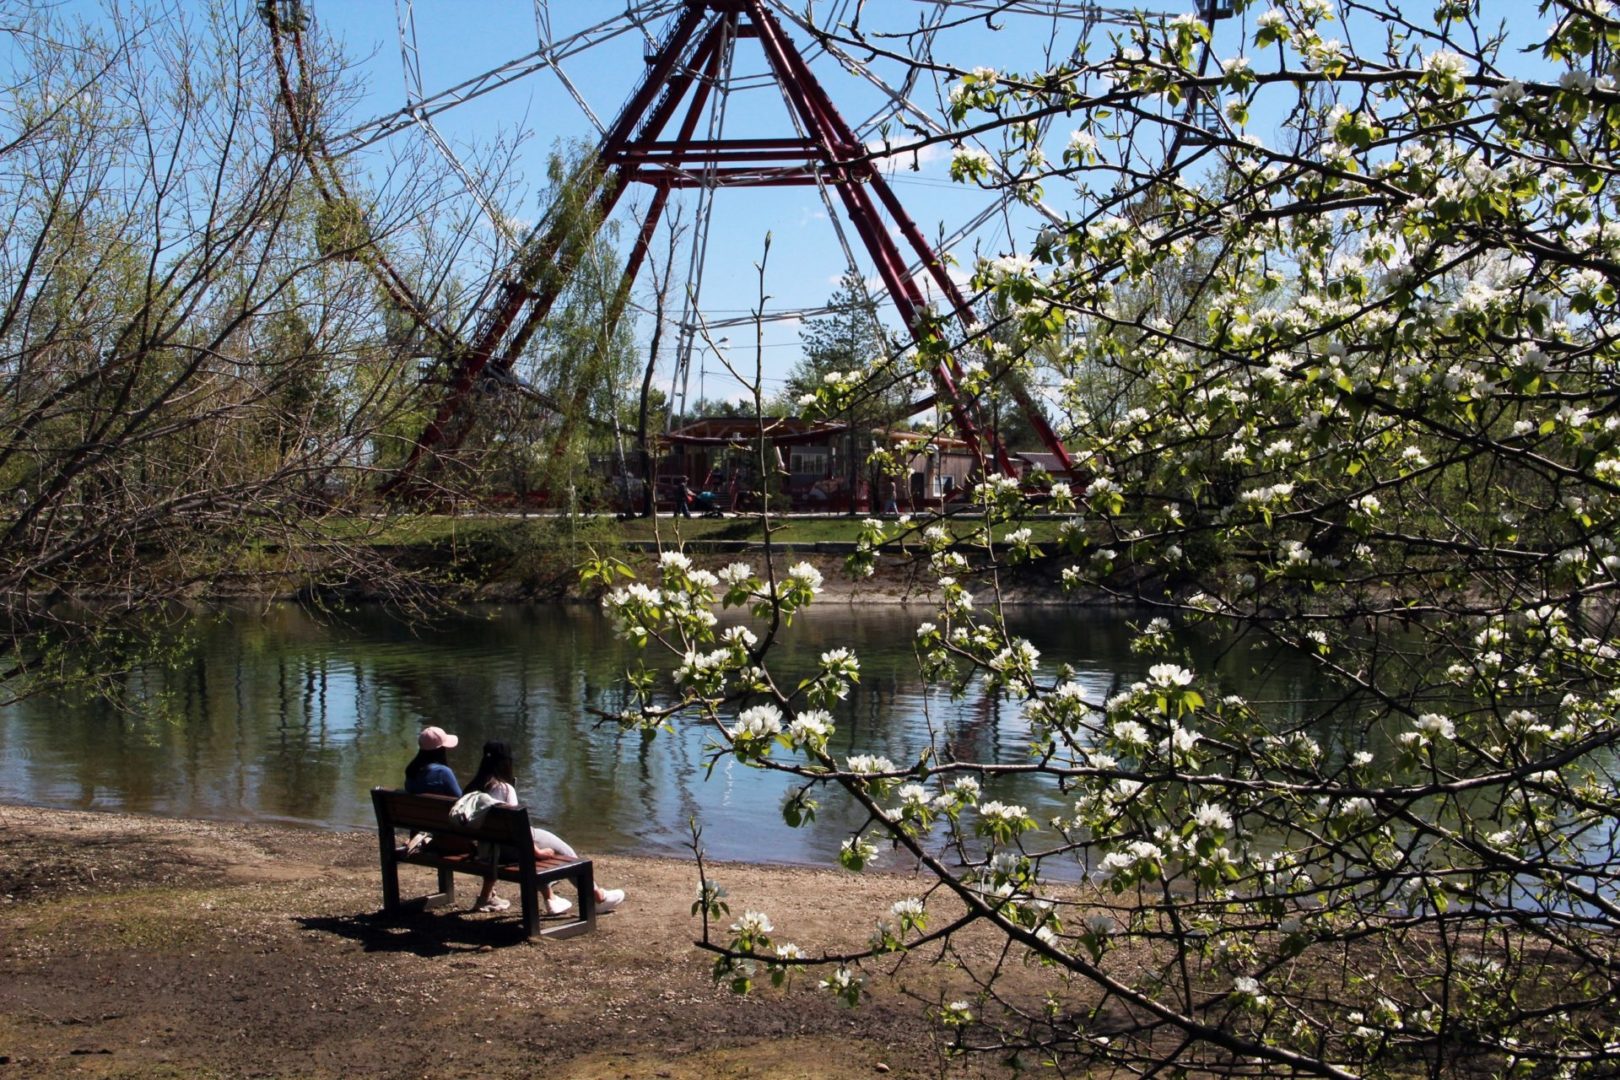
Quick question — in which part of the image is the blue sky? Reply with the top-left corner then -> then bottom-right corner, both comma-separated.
310,1 -> 1200,407
17,1 -> 1551,409
258,2 -> 1555,408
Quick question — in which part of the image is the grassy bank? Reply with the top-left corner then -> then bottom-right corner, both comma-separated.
307,511 -> 1084,605
348,511 -> 1076,549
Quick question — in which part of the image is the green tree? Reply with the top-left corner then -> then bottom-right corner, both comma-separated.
587,2 -> 1620,1076
785,270 -> 900,405
785,269 -> 917,507
0,1 -> 459,703
464,146 -> 639,509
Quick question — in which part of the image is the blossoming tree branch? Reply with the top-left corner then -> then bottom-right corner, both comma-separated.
584,1 -> 1620,1075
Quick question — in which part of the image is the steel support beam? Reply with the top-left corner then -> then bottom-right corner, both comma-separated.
390,0 -> 1077,490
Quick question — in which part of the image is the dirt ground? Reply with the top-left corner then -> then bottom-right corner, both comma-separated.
0,805 -> 1015,1079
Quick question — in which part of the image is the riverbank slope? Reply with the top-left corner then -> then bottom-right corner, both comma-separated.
1,805 -> 1007,1078
363,514 -> 1086,606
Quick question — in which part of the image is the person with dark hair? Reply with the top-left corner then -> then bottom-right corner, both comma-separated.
466,740 -> 627,916
404,725 -> 462,797
673,474 -> 692,517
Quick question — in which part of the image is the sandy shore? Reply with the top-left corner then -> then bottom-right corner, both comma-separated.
1,804 -> 1009,1078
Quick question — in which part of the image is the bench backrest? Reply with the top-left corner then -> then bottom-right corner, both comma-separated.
371,787 -> 534,851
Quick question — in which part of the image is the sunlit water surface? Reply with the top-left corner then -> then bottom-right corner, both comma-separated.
0,604 -> 1330,865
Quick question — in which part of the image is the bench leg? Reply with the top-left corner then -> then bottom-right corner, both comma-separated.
423,865 -> 456,910
373,795 -> 402,915
377,830 -> 402,915
520,884 -> 541,939
579,863 -> 597,932
380,859 -> 401,914
539,866 -> 596,939
539,917 -> 596,940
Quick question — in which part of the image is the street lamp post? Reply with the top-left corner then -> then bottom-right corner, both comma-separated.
698,336 -> 729,413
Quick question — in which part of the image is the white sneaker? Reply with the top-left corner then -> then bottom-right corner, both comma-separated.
597,888 -> 625,913
473,895 -> 510,913
546,894 -> 573,916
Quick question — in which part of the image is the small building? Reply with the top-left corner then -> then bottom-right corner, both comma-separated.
1009,451 -> 1071,479
871,429 -> 977,510
662,416 -> 852,511
616,418 -> 993,513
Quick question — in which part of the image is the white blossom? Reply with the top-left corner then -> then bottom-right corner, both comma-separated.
1233,975 -> 1270,1007
731,910 -> 774,935
787,562 -> 824,593
952,146 -> 994,172
729,704 -> 783,741
1415,713 -> 1456,740
978,800 -> 1029,823
789,709 -> 835,744
1194,802 -> 1234,831
1147,664 -> 1194,688
891,897 -> 925,920
846,754 -> 897,775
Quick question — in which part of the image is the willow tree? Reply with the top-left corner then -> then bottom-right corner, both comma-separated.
586,1 -> 1620,1076
466,147 -> 640,510
0,1 -> 462,701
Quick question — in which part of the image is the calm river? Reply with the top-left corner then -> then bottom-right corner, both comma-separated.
0,603 -> 1328,865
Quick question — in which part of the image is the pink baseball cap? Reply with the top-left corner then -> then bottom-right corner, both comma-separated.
417,726 -> 459,750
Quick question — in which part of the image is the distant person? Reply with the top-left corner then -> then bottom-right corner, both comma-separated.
673,475 -> 692,517
404,726 -> 462,797
882,478 -> 899,516
465,740 -> 627,916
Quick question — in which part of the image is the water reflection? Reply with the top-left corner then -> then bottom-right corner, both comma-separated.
0,603 -> 1330,865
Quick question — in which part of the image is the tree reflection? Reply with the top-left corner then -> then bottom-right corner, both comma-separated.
0,603 -> 1328,863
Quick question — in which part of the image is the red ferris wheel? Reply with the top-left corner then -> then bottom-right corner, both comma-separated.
263,0 -> 1226,492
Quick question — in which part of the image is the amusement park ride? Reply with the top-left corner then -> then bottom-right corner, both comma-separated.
263,0 -> 1228,493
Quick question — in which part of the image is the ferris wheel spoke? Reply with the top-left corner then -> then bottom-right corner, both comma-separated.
375,0 -> 1238,486
550,62 -> 607,135
669,10 -> 742,421
766,0 -> 1068,230
266,5 -> 464,359
394,0 -> 521,251
753,13 -> 888,368
893,0 -> 1163,28
330,7 -> 670,156
853,0 -> 950,132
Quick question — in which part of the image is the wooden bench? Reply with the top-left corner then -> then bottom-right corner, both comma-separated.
371,787 -> 598,939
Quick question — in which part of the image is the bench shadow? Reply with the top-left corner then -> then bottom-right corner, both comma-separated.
294,906 -> 533,956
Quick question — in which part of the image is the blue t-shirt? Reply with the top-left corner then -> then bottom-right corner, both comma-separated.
405,762 -> 462,798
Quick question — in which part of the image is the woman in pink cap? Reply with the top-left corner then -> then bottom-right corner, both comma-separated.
403,726 -> 463,797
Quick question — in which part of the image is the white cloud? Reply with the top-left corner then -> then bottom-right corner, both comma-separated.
913,265 -> 971,305
867,140 -> 945,174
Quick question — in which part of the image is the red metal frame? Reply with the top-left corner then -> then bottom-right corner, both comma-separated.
389,0 -> 1074,490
